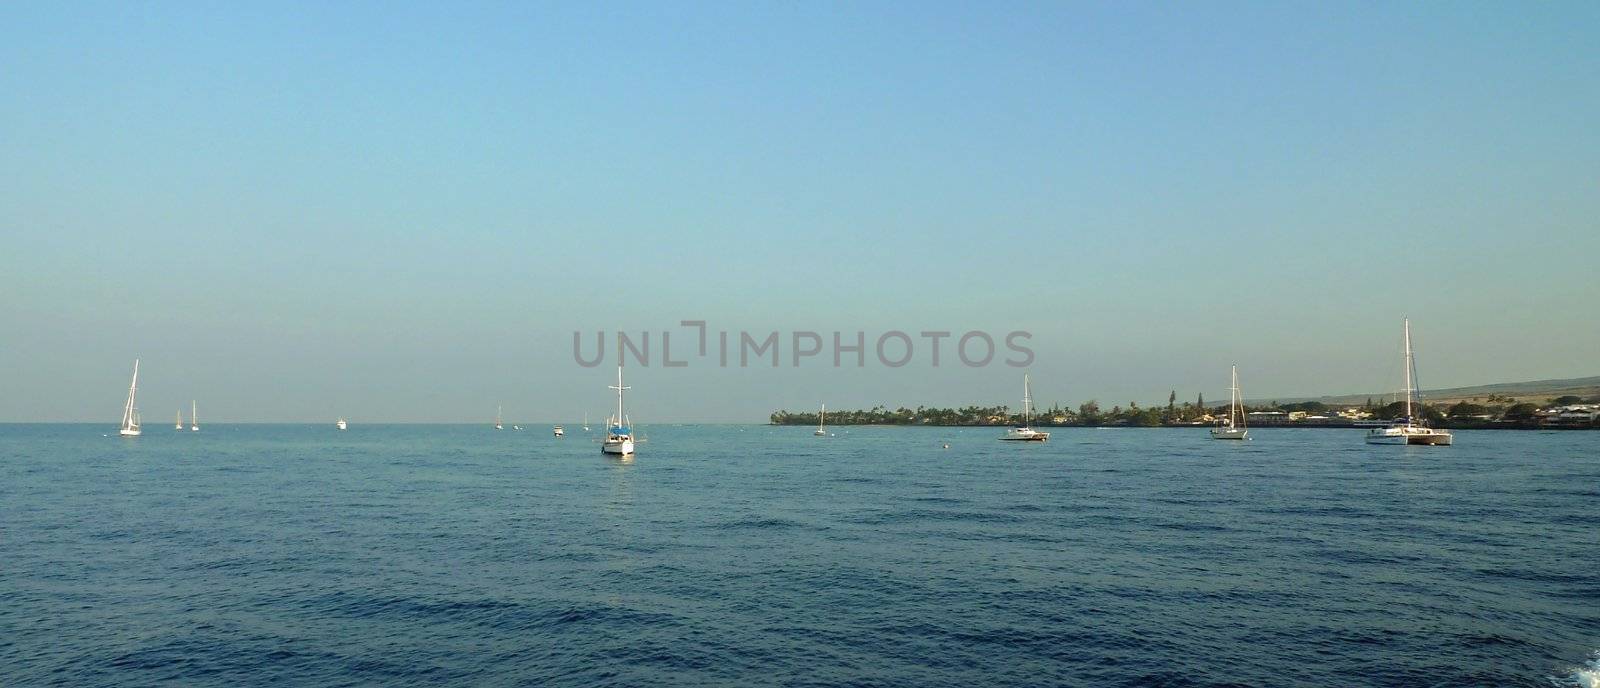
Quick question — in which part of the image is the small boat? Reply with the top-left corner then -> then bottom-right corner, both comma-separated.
583,412 -> 590,432
495,406 -> 504,431
176,410 -> 183,431
513,425 -> 523,431
1210,365 -> 1249,440
190,400 -> 199,432
1366,319 -> 1452,446
119,359 -> 142,437
999,373 -> 1049,442
336,417 -> 348,431
814,403 -> 827,436
601,366 -> 635,456
553,425 -> 565,437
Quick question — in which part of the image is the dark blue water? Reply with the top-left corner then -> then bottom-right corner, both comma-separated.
3,425 -> 1597,686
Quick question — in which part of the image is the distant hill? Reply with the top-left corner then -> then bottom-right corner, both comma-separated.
1254,376 -> 1600,407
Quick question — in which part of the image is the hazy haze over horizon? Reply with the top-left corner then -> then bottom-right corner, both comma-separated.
3,3 -> 1597,423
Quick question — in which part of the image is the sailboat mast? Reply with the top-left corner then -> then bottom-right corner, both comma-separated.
1231,365 -> 1240,426
123,359 -> 140,427
1023,374 -> 1032,427
192,400 -> 197,427
1237,366 -> 1246,430
1403,319 -> 1414,421
820,403 -> 825,430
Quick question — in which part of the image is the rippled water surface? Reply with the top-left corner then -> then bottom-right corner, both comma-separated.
3,425 -> 1597,686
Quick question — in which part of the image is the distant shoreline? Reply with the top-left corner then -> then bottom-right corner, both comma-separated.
777,421 -> 1598,431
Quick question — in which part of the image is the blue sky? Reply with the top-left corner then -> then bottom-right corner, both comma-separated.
2,2 -> 1597,422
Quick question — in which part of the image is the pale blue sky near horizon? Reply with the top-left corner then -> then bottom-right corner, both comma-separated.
2,2 -> 1597,422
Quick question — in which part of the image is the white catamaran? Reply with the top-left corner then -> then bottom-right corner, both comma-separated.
815,403 -> 827,436
1210,365 -> 1249,440
601,366 -> 635,456
1000,373 -> 1050,442
119,359 -> 142,437
1366,319 -> 1452,446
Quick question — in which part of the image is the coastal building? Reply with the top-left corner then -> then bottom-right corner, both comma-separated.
1543,405 -> 1600,427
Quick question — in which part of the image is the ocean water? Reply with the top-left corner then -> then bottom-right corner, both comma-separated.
2,424 -> 1597,687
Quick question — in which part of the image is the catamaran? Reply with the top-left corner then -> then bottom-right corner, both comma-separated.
190,400 -> 199,432
815,403 -> 827,436
119,359 -> 141,437
1365,319 -> 1452,446
1210,365 -> 1249,440
601,366 -> 635,456
999,373 -> 1049,442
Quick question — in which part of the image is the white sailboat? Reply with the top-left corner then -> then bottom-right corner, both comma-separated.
1210,365 -> 1249,440
583,412 -> 590,432
119,359 -> 142,437
999,373 -> 1049,442
815,403 -> 827,436
176,410 -> 183,431
495,406 -> 503,431
190,400 -> 199,432
601,366 -> 635,456
336,417 -> 348,430
1366,319 -> 1453,446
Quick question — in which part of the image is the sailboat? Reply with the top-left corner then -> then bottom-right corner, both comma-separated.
583,412 -> 590,432
1210,365 -> 1249,440
815,403 -> 827,436
118,359 -> 142,437
1366,319 -> 1453,445
999,373 -> 1049,441
176,410 -> 184,431
336,417 -> 348,430
495,406 -> 503,430
601,366 -> 635,456
190,400 -> 199,432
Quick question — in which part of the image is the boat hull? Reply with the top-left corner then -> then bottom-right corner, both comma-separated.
602,438 -> 634,455
118,428 -> 141,437
1365,427 -> 1452,445
1210,427 -> 1249,440
999,433 -> 1049,442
